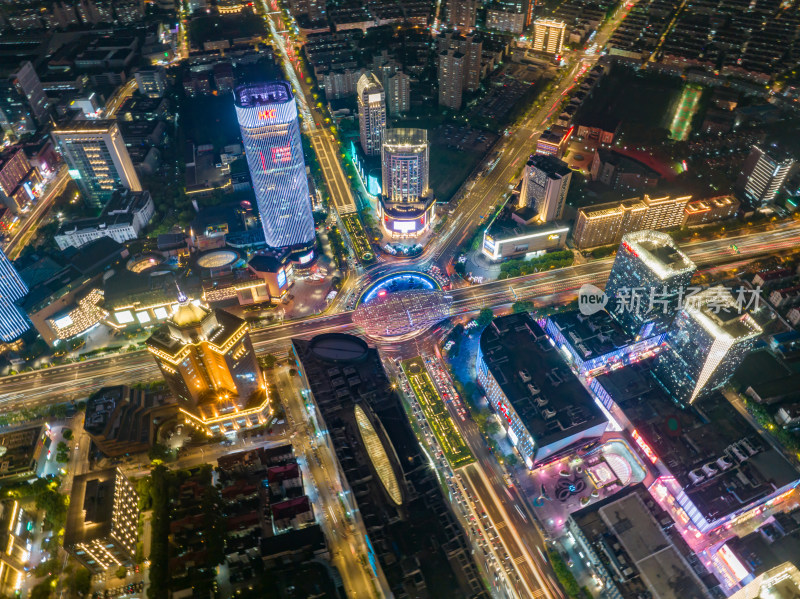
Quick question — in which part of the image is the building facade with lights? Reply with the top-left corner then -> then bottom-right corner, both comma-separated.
477,313 -> 608,468
573,194 -> 691,249
736,146 -> 794,207
64,468 -> 139,574
52,120 -> 142,212
653,286 -> 761,404
0,249 -> 30,342
379,128 -> 435,238
532,18 -> 566,55
605,230 -> 697,339
0,500 -> 31,596
0,148 -> 42,215
535,125 -> 573,158
356,72 -> 385,157
234,82 -> 315,263
518,154 -> 572,223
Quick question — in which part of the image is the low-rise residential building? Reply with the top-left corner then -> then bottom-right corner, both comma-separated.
55,188 -> 154,250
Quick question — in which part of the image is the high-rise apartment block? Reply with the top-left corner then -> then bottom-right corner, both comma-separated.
386,71 -> 410,115
63,468 -> 139,574
518,154 -> 572,223
605,230 -> 697,339
134,69 -> 167,98
356,72 -> 385,156
380,128 -> 435,237
146,295 -> 263,408
533,18 -> 566,55
653,286 -> 761,404
438,50 -> 465,110
0,249 -> 30,342
486,7 -> 526,33
52,120 -> 142,212
446,0 -> 478,30
234,82 -> 315,260
572,194 -> 691,249
7,62 -> 48,125
735,145 -> 794,207
437,33 -> 483,93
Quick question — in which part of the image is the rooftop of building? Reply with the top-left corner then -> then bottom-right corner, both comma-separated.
528,153 -> 572,178
570,484 -> 710,599
234,81 -> 292,108
485,201 -> 569,239
684,286 -> 762,342
382,127 -> 427,149
621,230 -> 696,279
22,238 -> 127,312
594,360 -> 800,525
52,118 -> 116,134
479,313 -> 607,448
357,70 -> 383,95
547,310 -> 634,361
146,302 -> 244,356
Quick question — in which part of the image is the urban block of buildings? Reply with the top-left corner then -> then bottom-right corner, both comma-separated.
293,333 -> 486,597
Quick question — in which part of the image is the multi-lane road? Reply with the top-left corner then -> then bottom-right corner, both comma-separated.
3,221 -> 799,408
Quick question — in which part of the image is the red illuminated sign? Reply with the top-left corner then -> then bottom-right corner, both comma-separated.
621,241 -> 639,258
257,109 -> 277,120
272,146 -> 292,163
631,429 -> 658,464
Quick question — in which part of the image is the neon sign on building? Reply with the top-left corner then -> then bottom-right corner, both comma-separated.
257,109 -> 277,120
631,429 -> 658,464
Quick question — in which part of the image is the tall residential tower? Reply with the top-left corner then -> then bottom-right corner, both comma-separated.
356,72 -> 386,156
234,82 -> 315,262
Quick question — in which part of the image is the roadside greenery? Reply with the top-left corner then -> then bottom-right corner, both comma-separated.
498,250 -> 574,279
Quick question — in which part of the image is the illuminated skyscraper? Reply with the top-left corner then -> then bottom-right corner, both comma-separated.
533,18 -> 566,55
0,248 -> 29,342
438,49 -> 464,110
356,72 -> 385,156
234,82 -> 315,261
653,286 -> 761,404
605,230 -> 696,339
379,128 -> 435,237
52,120 -> 141,212
736,145 -> 794,207
146,294 -> 263,408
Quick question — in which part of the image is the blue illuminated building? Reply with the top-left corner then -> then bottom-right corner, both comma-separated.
0,249 -> 29,342
476,313 -> 607,468
234,82 -> 315,262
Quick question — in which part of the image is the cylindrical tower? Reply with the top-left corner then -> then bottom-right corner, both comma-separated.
234,82 -> 315,262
